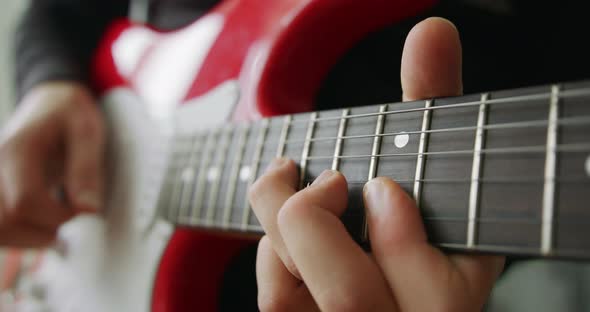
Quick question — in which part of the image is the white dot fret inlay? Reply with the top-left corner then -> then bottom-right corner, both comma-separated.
394,132 -> 409,148
586,155 -> 590,177
207,167 -> 219,181
240,166 -> 251,181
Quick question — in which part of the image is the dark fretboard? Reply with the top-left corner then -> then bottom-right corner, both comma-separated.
157,81 -> 590,259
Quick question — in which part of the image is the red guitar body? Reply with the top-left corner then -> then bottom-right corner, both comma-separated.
10,0 -> 435,311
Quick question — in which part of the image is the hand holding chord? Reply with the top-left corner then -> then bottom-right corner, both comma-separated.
249,17 -> 505,311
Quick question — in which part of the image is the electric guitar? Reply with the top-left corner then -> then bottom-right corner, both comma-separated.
8,0 -> 590,310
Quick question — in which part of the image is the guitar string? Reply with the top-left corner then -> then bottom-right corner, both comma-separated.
282,115 -> 590,145
162,87 -> 590,231
166,142 -> 590,169
304,143 -> 590,161
172,114 -> 590,156
284,87 -> 590,124
171,87 -> 590,145
172,214 -> 590,228
169,114 -> 590,163
163,141 -> 590,227
162,176 -> 590,187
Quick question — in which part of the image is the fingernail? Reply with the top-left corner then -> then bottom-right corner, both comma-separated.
311,170 -> 337,186
266,157 -> 289,172
76,191 -> 101,212
363,178 -> 386,216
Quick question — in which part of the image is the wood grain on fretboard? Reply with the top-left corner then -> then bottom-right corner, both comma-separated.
160,81 -> 590,259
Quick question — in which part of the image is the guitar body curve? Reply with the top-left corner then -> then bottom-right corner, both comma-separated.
35,0 -> 435,311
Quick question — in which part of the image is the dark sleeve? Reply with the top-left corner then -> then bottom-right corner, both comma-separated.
14,0 -> 128,100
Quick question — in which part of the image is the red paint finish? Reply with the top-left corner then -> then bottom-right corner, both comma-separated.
91,19 -> 135,93
152,229 -> 254,312
257,0 -> 436,117
91,0 -> 436,311
186,0 -> 436,120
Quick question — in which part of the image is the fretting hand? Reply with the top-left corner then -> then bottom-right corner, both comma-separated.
249,18 -> 505,311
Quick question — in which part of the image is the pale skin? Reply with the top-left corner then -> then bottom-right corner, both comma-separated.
0,81 -> 104,247
249,18 -> 505,311
0,16 -> 504,310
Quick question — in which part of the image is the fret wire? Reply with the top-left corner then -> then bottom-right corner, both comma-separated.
467,93 -> 488,248
331,109 -> 349,170
368,105 -> 387,180
282,115 -> 590,145
363,105 -> 387,241
276,115 -> 292,157
176,135 -> 204,220
299,112 -> 317,189
541,85 -> 560,255
413,100 -> 432,206
190,130 -> 217,223
204,127 -> 232,225
241,119 -> 269,230
222,125 -> 249,228
285,88 -> 590,124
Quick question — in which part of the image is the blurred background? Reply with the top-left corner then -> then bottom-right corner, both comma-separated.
0,0 -> 26,266
0,0 -> 25,124
0,0 -> 589,311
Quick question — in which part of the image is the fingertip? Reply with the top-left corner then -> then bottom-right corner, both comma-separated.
363,177 -> 411,218
364,176 -> 427,251
262,157 -> 299,186
401,17 -> 463,101
310,170 -> 347,192
266,157 -> 292,173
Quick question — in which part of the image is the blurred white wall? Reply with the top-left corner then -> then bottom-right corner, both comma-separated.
0,0 -> 27,123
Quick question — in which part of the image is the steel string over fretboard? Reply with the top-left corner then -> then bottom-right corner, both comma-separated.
158,81 -> 590,260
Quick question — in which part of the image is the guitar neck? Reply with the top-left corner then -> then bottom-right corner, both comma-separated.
158,81 -> 590,259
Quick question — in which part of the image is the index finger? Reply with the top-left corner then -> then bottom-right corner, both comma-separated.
278,171 -> 397,311
249,157 -> 300,277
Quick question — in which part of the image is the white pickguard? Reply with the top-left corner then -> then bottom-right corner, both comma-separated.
31,82 -> 239,312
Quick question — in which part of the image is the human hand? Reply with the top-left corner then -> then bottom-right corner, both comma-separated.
249,18 -> 505,311
0,81 -> 105,247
